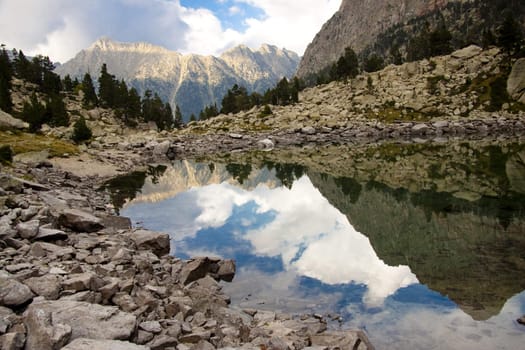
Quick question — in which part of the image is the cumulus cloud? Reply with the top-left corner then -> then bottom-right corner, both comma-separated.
0,0 -> 340,63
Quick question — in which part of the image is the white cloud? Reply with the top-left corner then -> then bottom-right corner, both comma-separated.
0,0 -> 341,62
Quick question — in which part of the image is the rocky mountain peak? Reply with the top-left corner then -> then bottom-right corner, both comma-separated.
56,39 -> 300,121
88,37 -> 170,55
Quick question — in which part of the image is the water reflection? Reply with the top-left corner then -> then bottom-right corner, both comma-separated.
115,141 -> 525,349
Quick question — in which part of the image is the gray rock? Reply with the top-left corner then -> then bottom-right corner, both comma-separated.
217,259 -> 236,282
507,58 -> 525,104
152,140 -> 171,157
411,123 -> 429,134
0,332 -> 25,350
14,219 -> 38,239
61,338 -> 149,350
128,229 -> 170,257
432,120 -> 449,129
62,272 -> 98,292
0,278 -> 34,307
192,340 -> 216,350
518,315 -> 525,325
112,292 -> 139,312
180,257 -> 213,285
35,227 -> 68,241
58,208 -> 104,232
257,138 -> 274,150
0,306 -> 15,333
301,126 -> 316,135
146,334 -> 179,349
451,45 -> 482,59
0,110 -> 29,130
24,304 -> 71,350
310,330 -> 373,350
24,301 -> 136,343
229,133 -> 244,139
139,320 -> 162,334
23,275 -> 61,300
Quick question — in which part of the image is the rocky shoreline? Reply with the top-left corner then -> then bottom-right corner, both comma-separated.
0,157 -> 374,349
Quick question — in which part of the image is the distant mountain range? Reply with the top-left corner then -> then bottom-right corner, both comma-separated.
55,38 -> 300,121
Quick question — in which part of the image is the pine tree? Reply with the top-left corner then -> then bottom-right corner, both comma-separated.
72,117 -> 92,143
98,63 -> 116,107
45,93 -> 69,127
498,13 -> 523,54
22,93 -> 46,132
174,105 -> 183,128
0,45 -> 13,112
82,73 -> 98,108
62,74 -> 74,92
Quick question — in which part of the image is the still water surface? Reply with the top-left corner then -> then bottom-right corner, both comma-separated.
110,140 -> 525,349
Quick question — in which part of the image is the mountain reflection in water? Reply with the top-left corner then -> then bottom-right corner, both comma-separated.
112,141 -> 525,350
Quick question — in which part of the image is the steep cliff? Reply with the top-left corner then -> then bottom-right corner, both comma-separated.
296,0 -> 525,80
296,0 -> 454,79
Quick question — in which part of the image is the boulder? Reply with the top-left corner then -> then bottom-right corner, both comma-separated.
217,259 -> 236,282
58,209 -> 104,232
62,272 -> 102,292
61,338 -> 149,350
310,331 -> 373,350
24,301 -> 136,344
35,227 -> 68,241
518,315 -> 525,325
0,332 -> 25,350
507,58 -> 525,104
16,220 -> 40,239
301,126 -> 316,135
127,230 -> 170,257
451,45 -> 482,60
0,278 -> 34,307
23,275 -> 61,300
0,110 -> 29,130
152,140 -> 171,157
180,257 -> 213,285
257,139 -> 275,150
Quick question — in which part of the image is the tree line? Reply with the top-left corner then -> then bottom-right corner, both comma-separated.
196,76 -> 302,121
0,48 -> 182,133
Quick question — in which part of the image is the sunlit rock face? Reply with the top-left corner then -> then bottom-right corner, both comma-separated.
55,38 -> 299,121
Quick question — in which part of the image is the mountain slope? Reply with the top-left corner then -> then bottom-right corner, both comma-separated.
55,38 -> 300,121
296,0 -> 525,80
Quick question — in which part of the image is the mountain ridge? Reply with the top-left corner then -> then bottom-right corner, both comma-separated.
55,38 -> 300,121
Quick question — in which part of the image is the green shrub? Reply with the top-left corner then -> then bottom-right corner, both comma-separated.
259,104 -> 273,117
72,117 -> 92,144
0,145 -> 13,165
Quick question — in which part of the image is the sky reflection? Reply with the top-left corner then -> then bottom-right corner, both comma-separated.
121,161 -> 525,349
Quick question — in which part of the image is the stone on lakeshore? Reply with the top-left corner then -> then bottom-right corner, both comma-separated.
23,275 -> 61,300
16,220 -> 40,239
518,315 -> 525,325
180,257 -> 213,285
35,227 -> 68,241
58,208 -> 104,232
0,332 -> 26,350
301,126 -> 316,135
101,215 -> 132,230
310,330 -> 373,350
24,301 -> 136,344
229,133 -> 244,139
62,272 -> 98,292
411,123 -> 429,134
152,140 -> 171,157
112,292 -> 139,312
0,278 -> 34,307
139,320 -> 162,334
128,229 -> 170,257
257,138 -> 275,150
0,306 -> 15,333
146,334 -> 179,349
217,259 -> 236,282
61,338 -> 149,350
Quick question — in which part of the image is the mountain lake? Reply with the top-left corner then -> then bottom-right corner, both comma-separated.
102,138 -> 525,350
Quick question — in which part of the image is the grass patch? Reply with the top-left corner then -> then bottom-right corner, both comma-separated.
0,131 -> 78,157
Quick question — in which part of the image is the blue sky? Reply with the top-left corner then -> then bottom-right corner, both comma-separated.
0,0 -> 341,63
